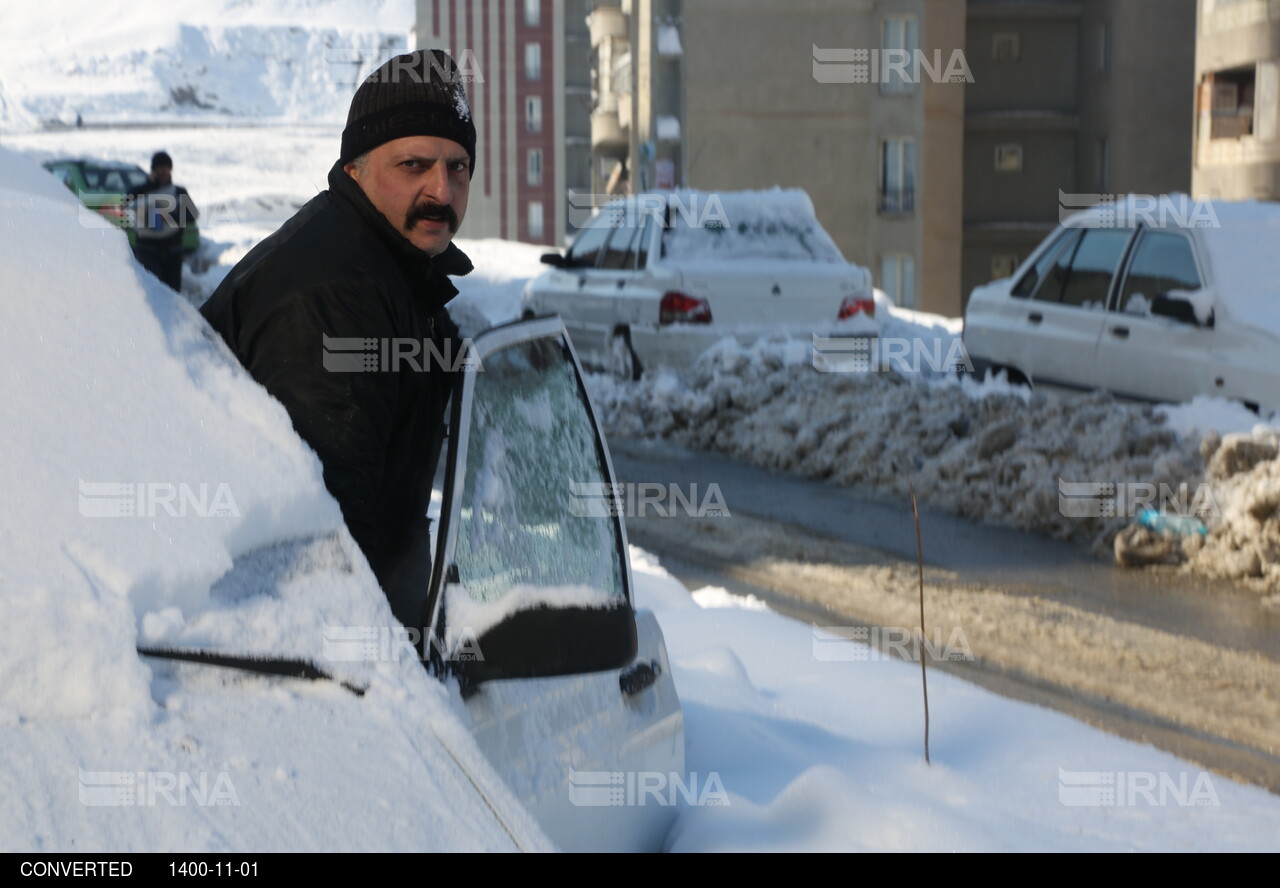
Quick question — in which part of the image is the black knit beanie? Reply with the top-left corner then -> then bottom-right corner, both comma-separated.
340,49 -> 477,175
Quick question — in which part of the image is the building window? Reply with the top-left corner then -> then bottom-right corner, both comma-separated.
880,138 -> 916,213
1208,67 -> 1256,139
527,149 -> 543,186
1098,137 -> 1109,190
528,201 -> 544,240
992,254 -> 1019,281
1098,20 -> 1112,73
880,254 -> 917,309
525,43 -> 542,80
992,32 -> 1020,62
524,0 -> 540,27
526,96 -> 542,133
880,15 -> 918,95
995,143 -> 1023,172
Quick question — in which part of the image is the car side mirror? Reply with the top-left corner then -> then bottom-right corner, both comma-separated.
540,252 -> 567,268
1151,293 -> 1211,328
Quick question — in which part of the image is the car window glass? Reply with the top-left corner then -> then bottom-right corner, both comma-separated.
49,166 -> 72,186
566,222 -> 611,269
124,169 -> 149,190
599,224 -> 640,270
101,171 -> 128,192
82,167 -> 104,189
1030,230 -> 1083,303
1057,228 -> 1132,310
661,208 -> 845,263
1012,229 -> 1078,298
450,337 -> 626,617
1116,232 -> 1202,317
631,210 -> 657,270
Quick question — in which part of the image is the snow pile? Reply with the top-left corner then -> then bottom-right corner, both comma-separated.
0,145 -> 548,851
1113,428 -> 1280,601
0,0 -> 412,131
587,339 -> 1204,553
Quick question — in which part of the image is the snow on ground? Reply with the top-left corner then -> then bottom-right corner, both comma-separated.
0,144 -> 549,851
629,550 -> 1280,852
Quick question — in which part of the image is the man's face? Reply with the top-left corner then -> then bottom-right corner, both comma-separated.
151,164 -> 172,185
345,135 -> 471,256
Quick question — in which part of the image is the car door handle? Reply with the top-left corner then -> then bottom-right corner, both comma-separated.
1027,312 -> 1043,324
619,659 -> 662,697
771,284 -> 782,296
616,279 -> 626,289
1110,325 -> 1130,339
577,276 -> 587,289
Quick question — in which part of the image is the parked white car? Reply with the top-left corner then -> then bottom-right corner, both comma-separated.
963,196 -> 1280,414
522,190 -> 877,379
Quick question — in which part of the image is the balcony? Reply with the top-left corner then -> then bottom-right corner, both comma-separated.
587,5 -> 628,48
592,110 -> 627,151
879,187 -> 916,215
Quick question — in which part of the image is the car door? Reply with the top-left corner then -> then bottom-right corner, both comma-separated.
1009,226 -> 1135,390
534,211 -> 629,367
423,317 -> 685,852
1095,228 -> 1214,403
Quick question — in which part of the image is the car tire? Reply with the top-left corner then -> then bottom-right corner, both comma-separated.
609,329 -> 642,382
988,364 -> 1031,389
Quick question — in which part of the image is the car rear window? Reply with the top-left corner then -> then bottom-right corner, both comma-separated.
661,212 -> 845,263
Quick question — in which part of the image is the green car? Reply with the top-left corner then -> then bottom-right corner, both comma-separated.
43,158 -> 200,255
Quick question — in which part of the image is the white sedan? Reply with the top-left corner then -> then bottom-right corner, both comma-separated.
962,196 -> 1280,414
522,189 -> 877,379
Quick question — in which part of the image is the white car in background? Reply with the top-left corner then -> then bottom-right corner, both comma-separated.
522,190 -> 877,379
962,196 -> 1280,414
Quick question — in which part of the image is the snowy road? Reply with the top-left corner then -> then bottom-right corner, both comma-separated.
611,439 -> 1280,794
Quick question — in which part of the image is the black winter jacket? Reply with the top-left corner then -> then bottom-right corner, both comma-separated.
200,160 -> 469,629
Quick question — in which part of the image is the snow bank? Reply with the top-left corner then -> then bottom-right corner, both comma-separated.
0,0 -> 412,131
586,338 -> 1204,552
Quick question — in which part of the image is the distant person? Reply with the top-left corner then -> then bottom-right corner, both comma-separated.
128,151 -> 198,291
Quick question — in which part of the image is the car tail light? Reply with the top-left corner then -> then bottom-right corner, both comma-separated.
839,297 -> 876,319
97,204 -> 126,221
660,291 -> 713,325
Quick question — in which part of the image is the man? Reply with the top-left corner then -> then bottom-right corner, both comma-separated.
128,151 -> 198,291
200,50 -> 474,630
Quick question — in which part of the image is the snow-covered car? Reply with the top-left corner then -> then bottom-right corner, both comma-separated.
521,189 -> 877,379
962,196 -> 1280,414
1,147 -> 682,853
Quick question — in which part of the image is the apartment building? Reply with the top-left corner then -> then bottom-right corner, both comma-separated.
1193,0 -> 1280,200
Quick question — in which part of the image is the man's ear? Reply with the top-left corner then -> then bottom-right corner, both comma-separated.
343,162 -> 360,182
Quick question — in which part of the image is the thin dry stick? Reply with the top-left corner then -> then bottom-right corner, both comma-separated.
910,484 -> 930,765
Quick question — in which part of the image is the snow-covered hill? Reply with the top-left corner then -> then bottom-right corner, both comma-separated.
0,0 -> 412,131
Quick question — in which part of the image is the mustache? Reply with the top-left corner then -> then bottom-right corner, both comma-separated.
406,201 -> 458,233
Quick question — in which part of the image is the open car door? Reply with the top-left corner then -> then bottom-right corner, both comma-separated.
425,316 -> 685,852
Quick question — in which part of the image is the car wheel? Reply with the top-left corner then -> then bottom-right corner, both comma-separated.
609,329 -> 642,382
989,364 -> 1031,389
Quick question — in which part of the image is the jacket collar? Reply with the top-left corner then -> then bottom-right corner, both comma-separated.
326,159 -> 473,296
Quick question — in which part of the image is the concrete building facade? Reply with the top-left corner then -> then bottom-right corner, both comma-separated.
962,0 -> 1196,306
1193,0 -> 1280,200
